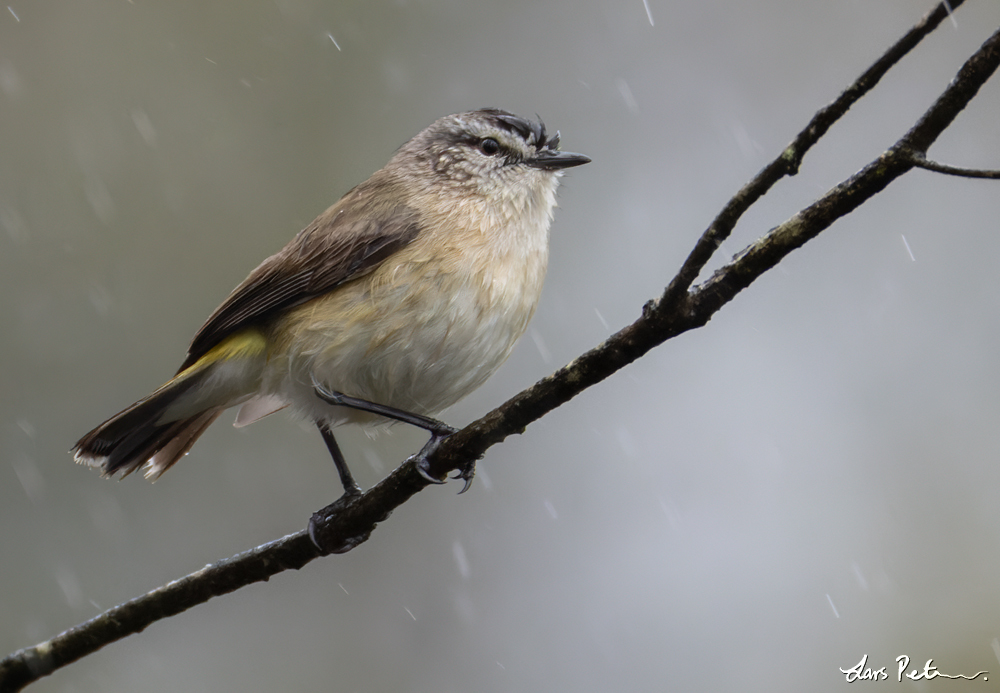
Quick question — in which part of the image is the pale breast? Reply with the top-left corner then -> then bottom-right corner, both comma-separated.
266,174 -> 557,426
266,235 -> 545,424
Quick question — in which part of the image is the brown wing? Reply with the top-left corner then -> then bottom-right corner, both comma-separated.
178,182 -> 421,372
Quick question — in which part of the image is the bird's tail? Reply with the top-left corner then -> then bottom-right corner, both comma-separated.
72,331 -> 268,479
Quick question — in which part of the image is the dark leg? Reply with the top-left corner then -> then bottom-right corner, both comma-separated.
313,380 -> 455,437
317,422 -> 362,497
309,425 -> 371,554
312,378 -> 473,491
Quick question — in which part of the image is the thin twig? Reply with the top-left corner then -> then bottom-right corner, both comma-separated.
907,154 -> 1000,178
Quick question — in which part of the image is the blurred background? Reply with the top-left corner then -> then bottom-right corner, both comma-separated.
3,0 -> 1000,691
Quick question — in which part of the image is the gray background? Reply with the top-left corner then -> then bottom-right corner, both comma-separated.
4,1 -> 1000,691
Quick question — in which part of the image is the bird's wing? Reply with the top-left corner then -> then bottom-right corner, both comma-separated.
178,185 -> 421,372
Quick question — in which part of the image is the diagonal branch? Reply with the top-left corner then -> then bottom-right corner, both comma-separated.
660,0 -> 967,308
426,12 -> 1000,482
2,3 -> 997,692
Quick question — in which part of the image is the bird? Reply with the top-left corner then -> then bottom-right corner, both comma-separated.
72,108 -> 590,504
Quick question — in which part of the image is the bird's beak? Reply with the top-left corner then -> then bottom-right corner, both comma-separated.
524,150 -> 591,170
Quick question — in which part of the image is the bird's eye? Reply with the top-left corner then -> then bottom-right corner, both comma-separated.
479,138 -> 501,156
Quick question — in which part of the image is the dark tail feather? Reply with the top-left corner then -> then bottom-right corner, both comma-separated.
72,370 -> 222,480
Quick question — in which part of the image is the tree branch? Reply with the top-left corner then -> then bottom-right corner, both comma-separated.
2,2 -> 997,691
905,153 -> 1000,178
660,0 -> 967,308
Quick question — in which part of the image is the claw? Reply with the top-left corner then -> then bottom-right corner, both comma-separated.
414,431 -> 449,485
451,458 -> 477,494
412,429 -> 466,487
411,433 -> 478,493
308,489 -> 365,554
416,457 -> 448,484
456,472 -> 475,494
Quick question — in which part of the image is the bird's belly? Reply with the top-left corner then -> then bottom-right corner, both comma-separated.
263,266 -> 539,426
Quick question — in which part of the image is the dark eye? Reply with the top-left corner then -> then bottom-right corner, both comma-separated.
479,138 -> 501,156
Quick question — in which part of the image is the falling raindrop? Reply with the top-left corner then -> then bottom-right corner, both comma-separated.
642,0 -> 655,26
615,78 -> 639,114
453,540 -> 470,579
594,307 -> 610,330
56,566 -> 85,610
900,234 -> 916,262
543,499 -> 558,520
131,108 -> 157,147
529,327 -> 551,364
11,454 -> 45,501
826,593 -> 840,619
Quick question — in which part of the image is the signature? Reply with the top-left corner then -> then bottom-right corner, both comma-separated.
840,654 -> 988,682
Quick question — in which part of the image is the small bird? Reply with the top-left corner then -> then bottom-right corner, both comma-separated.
72,109 -> 589,500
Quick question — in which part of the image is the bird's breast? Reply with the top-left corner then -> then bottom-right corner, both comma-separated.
271,214 -> 549,423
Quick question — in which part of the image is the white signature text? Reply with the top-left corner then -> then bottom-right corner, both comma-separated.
840,654 -> 988,683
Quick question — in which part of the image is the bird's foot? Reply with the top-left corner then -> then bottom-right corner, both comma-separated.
413,427 -> 476,493
308,488 -> 371,555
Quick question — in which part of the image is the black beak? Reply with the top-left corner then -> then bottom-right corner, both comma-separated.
525,150 -> 591,171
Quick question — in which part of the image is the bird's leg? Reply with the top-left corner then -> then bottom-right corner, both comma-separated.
312,378 -> 473,491
317,422 -> 363,496
313,382 -> 455,437
309,423 -> 370,554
